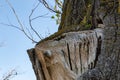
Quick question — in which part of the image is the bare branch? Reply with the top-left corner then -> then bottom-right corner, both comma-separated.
0,22 -> 21,31
38,0 -> 61,14
31,13 -> 49,21
2,69 -> 17,80
55,0 -> 63,9
5,0 -> 24,30
25,27 -> 34,41
29,2 -> 42,40
5,0 -> 39,43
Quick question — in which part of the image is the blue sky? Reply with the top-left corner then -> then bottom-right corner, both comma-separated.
0,0 -> 58,80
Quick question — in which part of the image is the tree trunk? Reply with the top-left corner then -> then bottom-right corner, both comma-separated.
27,0 -> 120,80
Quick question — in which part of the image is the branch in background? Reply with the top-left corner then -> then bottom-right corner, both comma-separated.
55,0 -> 63,9
25,27 -> 34,41
0,22 -> 38,43
0,23 -> 21,31
29,2 -> 43,40
2,0 -> 56,43
1,69 -> 17,80
29,2 -> 51,39
31,13 -> 49,21
4,0 -> 42,43
38,0 -> 63,25
5,0 -> 24,30
38,0 -> 62,14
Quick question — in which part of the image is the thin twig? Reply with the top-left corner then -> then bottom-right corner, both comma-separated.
38,0 -> 61,14
0,23 -> 21,30
25,27 -> 34,40
29,2 -> 42,40
31,13 -> 49,21
2,69 -> 17,80
55,0 -> 63,9
5,0 -> 24,30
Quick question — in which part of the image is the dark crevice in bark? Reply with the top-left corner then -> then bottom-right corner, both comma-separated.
54,35 -> 66,41
86,40 -> 89,69
61,50 -> 66,60
79,43 -> 83,74
67,43 -> 73,71
90,62 -> 94,69
96,18 -> 103,24
94,36 -> 102,68
61,49 -> 69,66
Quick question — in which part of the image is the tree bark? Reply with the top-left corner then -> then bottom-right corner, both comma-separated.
27,0 -> 120,80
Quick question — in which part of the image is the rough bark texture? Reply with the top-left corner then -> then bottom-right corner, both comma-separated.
27,0 -> 120,80
59,0 -> 100,30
